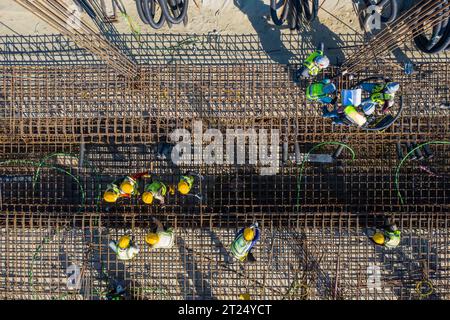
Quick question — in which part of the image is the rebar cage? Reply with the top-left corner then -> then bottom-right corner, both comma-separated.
0,32 -> 449,300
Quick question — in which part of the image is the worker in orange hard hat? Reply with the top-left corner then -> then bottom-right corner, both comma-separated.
230,223 -> 260,263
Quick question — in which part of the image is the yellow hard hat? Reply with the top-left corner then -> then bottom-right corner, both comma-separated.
178,181 -> 190,195
239,293 -> 251,300
103,191 -> 119,203
373,232 -> 385,245
145,233 -> 160,245
120,181 -> 134,194
142,192 -> 154,204
243,228 -> 255,241
118,235 -> 131,249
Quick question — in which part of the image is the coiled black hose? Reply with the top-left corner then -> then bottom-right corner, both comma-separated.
135,0 -> 188,29
413,0 -> 450,54
363,0 -> 398,24
270,0 -> 318,29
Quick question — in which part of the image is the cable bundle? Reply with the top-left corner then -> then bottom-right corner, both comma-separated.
136,0 -> 189,29
270,0 -> 318,29
413,0 -> 450,54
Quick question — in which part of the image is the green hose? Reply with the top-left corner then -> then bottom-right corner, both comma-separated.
0,159 -> 86,210
395,140 -> 450,205
32,152 -> 102,210
296,142 -> 356,206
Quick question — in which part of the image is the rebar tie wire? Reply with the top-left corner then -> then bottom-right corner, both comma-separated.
296,142 -> 356,207
395,140 -> 450,205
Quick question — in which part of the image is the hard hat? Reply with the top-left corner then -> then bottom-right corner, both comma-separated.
385,82 -> 400,93
142,192 -> 154,204
120,181 -> 134,194
372,232 -> 385,245
239,293 -> 251,300
323,83 -> 336,95
118,235 -> 131,249
145,233 -> 160,245
243,228 -> 255,241
104,191 -> 119,203
178,181 -> 190,195
315,55 -> 330,69
362,103 -> 375,115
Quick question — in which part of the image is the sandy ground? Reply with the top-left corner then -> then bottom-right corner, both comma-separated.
0,0 -> 362,37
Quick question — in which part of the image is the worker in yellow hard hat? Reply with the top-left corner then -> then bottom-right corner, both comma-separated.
103,176 -> 139,204
103,182 -> 131,203
178,174 -> 194,195
142,180 -> 168,205
109,235 -> 139,261
145,217 -> 175,249
230,222 -> 260,263
371,216 -> 401,249
119,176 -> 138,195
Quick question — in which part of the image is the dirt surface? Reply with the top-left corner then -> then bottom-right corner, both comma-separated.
0,1 -> 362,37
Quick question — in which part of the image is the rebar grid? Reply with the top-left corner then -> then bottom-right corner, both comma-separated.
1,62 -> 448,143
1,34 -> 448,66
0,31 -> 449,300
1,216 -> 449,300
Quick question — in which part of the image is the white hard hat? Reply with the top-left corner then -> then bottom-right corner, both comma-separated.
362,103 -> 376,115
315,56 -> 330,69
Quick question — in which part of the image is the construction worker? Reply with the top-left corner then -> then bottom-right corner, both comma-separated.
371,217 -> 401,249
142,180 -> 168,205
178,174 -> 195,196
230,223 -> 260,263
109,235 -> 139,261
103,176 -> 139,203
322,104 -> 374,127
295,43 -> 330,80
145,217 -> 175,249
360,82 -> 400,112
306,79 -> 337,104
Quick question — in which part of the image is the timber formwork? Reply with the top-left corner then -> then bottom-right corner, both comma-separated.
0,33 -> 449,300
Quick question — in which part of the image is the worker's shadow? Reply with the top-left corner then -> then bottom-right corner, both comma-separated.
375,234 -> 441,300
233,0 -> 295,65
296,19 -> 346,67
176,235 -> 216,300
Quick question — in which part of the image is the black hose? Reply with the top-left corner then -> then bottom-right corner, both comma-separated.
270,0 -> 289,26
363,0 -> 398,24
301,0 -> 318,22
135,0 -> 188,29
270,0 -> 317,28
159,0 -> 188,25
413,0 -> 450,54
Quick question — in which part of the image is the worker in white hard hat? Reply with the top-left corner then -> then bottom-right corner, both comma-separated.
361,81 -> 400,113
145,217 -> 175,249
109,235 -> 139,261
295,42 -> 330,80
230,222 -> 260,263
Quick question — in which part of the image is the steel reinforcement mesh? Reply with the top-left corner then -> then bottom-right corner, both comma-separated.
1,215 -> 449,300
0,33 -> 449,300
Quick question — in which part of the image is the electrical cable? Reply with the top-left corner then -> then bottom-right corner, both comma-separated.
394,141 -> 450,205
